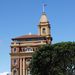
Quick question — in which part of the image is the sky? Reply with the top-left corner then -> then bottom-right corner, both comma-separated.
0,0 -> 75,73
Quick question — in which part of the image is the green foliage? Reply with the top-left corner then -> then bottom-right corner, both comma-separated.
30,42 -> 75,75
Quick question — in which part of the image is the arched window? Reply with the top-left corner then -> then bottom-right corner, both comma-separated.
26,58 -> 31,65
24,48 -> 33,52
14,48 -> 16,52
14,59 -> 17,65
13,70 -> 17,75
42,28 -> 46,34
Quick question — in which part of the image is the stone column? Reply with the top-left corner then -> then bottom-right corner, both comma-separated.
20,58 -> 22,75
23,58 -> 25,75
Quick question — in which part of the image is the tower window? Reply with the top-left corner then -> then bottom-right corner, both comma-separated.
42,28 -> 46,34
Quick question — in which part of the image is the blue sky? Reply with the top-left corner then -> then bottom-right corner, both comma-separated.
0,0 -> 75,73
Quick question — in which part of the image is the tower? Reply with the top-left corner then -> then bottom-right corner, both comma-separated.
38,12 -> 50,36
38,4 -> 52,44
10,5 -> 52,75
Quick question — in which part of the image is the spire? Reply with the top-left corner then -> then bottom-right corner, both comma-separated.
38,4 -> 52,44
40,13 -> 48,23
40,3 -> 49,23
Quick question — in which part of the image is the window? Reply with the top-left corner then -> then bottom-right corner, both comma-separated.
42,28 -> 46,34
27,48 -> 32,51
26,59 -> 31,65
25,48 -> 33,52
14,48 -> 16,52
14,70 -> 17,75
14,59 -> 17,65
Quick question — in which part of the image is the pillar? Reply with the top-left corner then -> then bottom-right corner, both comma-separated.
23,58 -> 25,75
20,58 -> 22,75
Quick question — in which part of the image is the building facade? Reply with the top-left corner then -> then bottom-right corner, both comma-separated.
10,10 -> 52,75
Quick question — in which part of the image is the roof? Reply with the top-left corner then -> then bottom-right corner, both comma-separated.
40,12 -> 49,23
12,34 -> 44,40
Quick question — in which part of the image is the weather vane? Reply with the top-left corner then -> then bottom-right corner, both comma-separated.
43,3 -> 47,12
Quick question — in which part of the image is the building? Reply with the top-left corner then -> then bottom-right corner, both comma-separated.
10,6 -> 52,75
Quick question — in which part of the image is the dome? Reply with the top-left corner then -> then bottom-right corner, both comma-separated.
40,12 -> 48,22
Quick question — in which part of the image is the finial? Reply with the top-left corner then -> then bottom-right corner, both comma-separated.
43,3 -> 47,13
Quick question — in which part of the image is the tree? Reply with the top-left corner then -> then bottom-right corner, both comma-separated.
53,42 -> 75,75
30,42 -> 75,75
